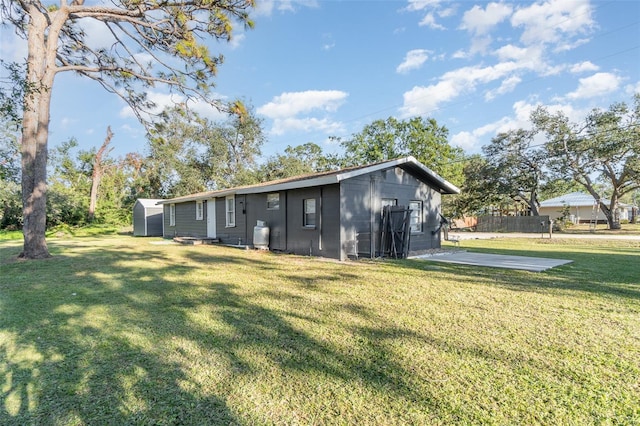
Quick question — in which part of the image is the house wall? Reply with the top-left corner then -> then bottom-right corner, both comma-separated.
133,202 -> 146,236
163,201 -> 207,238
245,192 -> 287,251
340,167 -> 442,259
540,205 -> 629,224
214,195 -> 248,245
282,185 -> 341,259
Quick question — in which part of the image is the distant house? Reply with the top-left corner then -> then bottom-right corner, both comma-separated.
133,199 -> 164,236
539,192 -> 631,224
157,156 -> 460,260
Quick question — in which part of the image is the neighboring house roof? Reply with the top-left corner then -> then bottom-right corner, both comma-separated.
539,192 -> 629,208
158,156 -> 460,205
135,198 -> 164,209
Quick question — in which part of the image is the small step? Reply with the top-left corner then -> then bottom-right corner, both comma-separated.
173,237 -> 220,245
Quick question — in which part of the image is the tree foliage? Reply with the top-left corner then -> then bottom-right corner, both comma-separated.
1,0 -> 255,258
337,116 -> 465,186
532,94 -> 640,229
143,104 -> 264,198
482,129 -> 546,216
255,143 -> 340,182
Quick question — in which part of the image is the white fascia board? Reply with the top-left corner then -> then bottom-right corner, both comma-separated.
237,175 -> 340,194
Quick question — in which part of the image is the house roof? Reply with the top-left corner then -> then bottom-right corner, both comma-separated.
135,198 -> 164,209
539,191 -> 630,208
157,156 -> 460,205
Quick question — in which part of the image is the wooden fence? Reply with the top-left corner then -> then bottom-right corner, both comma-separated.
476,216 -> 551,233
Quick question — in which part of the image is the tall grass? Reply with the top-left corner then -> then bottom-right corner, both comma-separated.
1,235 -> 638,424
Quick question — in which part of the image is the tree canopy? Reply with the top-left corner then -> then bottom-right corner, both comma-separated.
1,0 -> 255,258
337,116 -> 465,186
532,94 -> 640,229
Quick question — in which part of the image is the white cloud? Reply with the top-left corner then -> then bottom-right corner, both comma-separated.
396,49 -> 431,74
258,90 -> 348,136
257,90 -> 348,119
419,13 -> 445,30
400,61 -> 523,116
511,0 -> 595,47
625,81 -> 640,96
253,0 -> 319,17
570,61 -> 599,74
485,75 -> 522,100
119,92 -> 184,119
566,72 -> 621,100
119,91 -> 227,122
405,0 -> 443,12
460,2 -> 513,35
270,117 -> 344,136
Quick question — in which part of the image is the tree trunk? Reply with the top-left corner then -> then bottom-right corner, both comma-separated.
88,126 -> 114,221
20,6 -> 66,259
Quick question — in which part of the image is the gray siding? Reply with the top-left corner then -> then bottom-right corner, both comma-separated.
245,192 -> 287,251
163,201 -> 206,238
340,166 -> 441,258
283,185 -> 341,258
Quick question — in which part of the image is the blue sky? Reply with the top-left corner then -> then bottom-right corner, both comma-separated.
1,0 -> 639,162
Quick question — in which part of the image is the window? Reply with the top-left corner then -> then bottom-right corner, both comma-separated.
381,198 -> 397,213
409,201 -> 423,233
225,195 -> 235,227
169,204 -> 176,226
303,198 -> 316,228
267,193 -> 280,210
195,200 -> 204,220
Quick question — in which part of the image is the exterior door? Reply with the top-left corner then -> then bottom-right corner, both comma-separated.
207,199 -> 217,238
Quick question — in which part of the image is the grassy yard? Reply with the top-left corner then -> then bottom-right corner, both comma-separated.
1,235 -> 639,425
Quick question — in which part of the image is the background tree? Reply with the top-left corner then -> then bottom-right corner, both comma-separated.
449,155 -> 506,217
337,116 -> 466,186
0,0 -> 255,258
144,104 -> 265,197
88,127 -> 114,221
0,112 -> 22,229
482,129 -> 546,216
255,142 -> 339,182
532,94 -> 640,229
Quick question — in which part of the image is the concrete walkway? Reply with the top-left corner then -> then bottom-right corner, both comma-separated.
411,251 -> 573,272
447,231 -> 640,241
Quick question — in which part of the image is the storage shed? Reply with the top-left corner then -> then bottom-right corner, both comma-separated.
133,199 -> 164,236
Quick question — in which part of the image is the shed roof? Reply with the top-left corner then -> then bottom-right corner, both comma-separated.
135,198 -> 164,209
158,156 -> 460,205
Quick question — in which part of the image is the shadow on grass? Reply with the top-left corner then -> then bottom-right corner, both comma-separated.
0,238 -> 443,424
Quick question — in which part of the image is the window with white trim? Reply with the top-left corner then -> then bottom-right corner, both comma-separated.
226,195 -> 235,227
409,200 -> 423,233
267,193 -> 280,210
169,204 -> 176,226
195,200 -> 204,220
303,198 -> 316,228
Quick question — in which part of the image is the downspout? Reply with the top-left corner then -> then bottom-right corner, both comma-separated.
319,188 -> 323,251
370,176 -> 376,258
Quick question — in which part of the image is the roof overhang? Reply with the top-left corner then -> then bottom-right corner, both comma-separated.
158,156 -> 460,204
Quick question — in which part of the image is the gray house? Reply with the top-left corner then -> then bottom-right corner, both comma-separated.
158,156 -> 460,260
133,199 -> 164,236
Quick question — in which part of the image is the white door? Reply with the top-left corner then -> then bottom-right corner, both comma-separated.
207,199 -> 217,238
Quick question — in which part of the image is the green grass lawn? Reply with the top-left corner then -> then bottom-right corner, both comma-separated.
1,235 -> 639,425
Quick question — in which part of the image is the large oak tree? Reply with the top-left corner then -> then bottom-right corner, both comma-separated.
532,95 -> 640,229
1,0 -> 254,258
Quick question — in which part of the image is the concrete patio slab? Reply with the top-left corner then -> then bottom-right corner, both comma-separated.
411,251 -> 573,272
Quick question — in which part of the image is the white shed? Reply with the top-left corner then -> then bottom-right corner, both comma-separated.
133,199 -> 164,236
